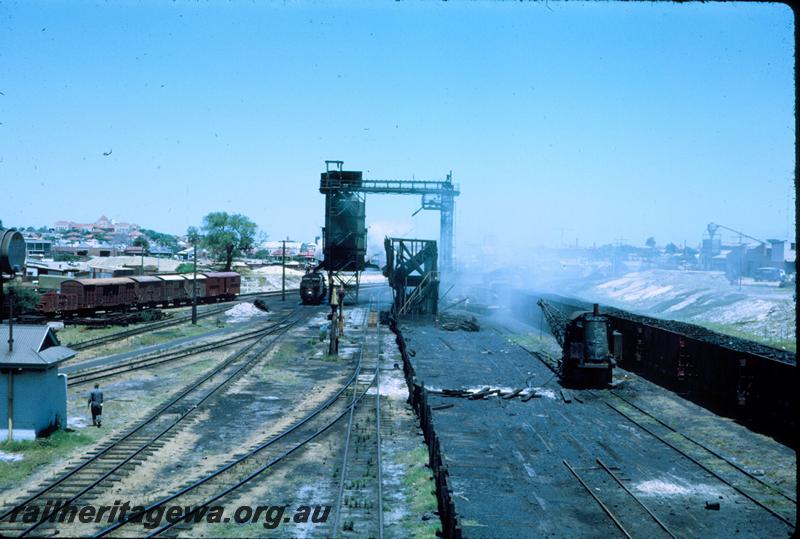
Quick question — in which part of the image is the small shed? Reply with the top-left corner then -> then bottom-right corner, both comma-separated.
0,324 -> 74,440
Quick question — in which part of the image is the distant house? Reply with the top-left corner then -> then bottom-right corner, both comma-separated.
94,215 -> 113,230
113,222 -> 138,234
53,244 -> 118,258
0,325 -> 74,440
24,238 -> 52,257
24,260 -> 89,279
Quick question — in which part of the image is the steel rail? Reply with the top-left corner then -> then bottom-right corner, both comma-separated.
376,322 -> 384,539
608,391 -> 796,504
67,321 -> 287,386
69,303 -> 237,350
95,305 -> 377,538
332,304 -> 373,539
141,345 -> 380,537
17,316 -> 302,537
94,356 -> 368,537
1,309 -> 303,534
563,459 -> 632,539
604,401 -> 796,529
595,458 -> 677,538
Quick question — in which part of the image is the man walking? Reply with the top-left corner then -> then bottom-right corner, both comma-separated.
88,383 -> 104,427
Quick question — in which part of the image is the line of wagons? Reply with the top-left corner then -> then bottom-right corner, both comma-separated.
37,272 -> 241,316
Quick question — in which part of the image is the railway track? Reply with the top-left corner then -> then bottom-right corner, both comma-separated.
66,284 -> 383,352
0,307 -> 307,538
597,390 -> 797,530
563,458 -> 675,539
331,310 -> 384,539
67,291 -> 281,351
89,305 -> 384,537
518,345 -> 796,533
66,319 -> 290,387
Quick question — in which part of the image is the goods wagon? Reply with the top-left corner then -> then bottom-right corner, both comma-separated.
37,272 -> 241,316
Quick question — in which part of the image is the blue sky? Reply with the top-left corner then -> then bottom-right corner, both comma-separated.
0,1 -> 794,254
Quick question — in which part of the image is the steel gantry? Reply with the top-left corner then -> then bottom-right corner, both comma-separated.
319,162 -> 460,275
357,175 -> 459,274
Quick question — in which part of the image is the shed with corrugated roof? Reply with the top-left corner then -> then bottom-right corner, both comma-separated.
0,324 -> 74,440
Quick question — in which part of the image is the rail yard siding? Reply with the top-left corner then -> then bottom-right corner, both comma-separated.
388,317 -> 462,539
515,291 -> 796,447
608,315 -> 795,447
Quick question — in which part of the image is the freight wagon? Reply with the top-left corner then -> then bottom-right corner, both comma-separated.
37,272 -> 241,316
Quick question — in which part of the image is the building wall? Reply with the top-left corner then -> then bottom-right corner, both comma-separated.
25,241 -> 52,257
0,369 -> 67,440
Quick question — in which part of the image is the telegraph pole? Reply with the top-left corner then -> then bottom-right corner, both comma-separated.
192,240 -> 198,325
7,288 -> 14,442
282,239 -> 286,301
7,288 -> 14,353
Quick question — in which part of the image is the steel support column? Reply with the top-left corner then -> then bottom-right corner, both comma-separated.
439,190 -> 455,274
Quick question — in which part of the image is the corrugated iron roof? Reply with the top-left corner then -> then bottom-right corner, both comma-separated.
128,276 -> 163,283
157,274 -> 187,281
180,274 -> 207,280
203,272 -> 240,278
69,278 -> 135,286
0,325 -> 75,368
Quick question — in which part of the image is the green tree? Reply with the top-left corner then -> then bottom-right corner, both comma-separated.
665,242 -> 678,254
54,252 -> 79,262
176,263 -> 195,274
187,226 -> 200,246
645,237 -> 656,249
132,236 -> 150,251
7,286 -> 41,313
141,229 -> 179,252
201,212 -> 257,271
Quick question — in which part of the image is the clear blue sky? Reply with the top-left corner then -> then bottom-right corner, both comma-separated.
0,1 -> 794,254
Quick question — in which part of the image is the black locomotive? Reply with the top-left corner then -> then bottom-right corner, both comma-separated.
300,271 -> 327,305
560,304 -> 616,387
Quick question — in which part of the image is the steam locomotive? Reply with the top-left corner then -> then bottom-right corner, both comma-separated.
560,304 -> 616,387
299,271 -> 327,305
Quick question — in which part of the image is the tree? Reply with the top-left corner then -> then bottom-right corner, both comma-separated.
141,228 -> 179,252
187,226 -> 200,246
7,286 -> 41,313
665,242 -> 678,254
645,237 -> 656,249
132,236 -> 150,251
201,212 -> 257,271
54,252 -> 79,262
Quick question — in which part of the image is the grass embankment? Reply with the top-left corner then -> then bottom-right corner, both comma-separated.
58,317 -> 225,360
0,429 -> 102,492
395,445 -> 440,538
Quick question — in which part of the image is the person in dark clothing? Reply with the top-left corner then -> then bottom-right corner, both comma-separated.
88,383 -> 104,427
